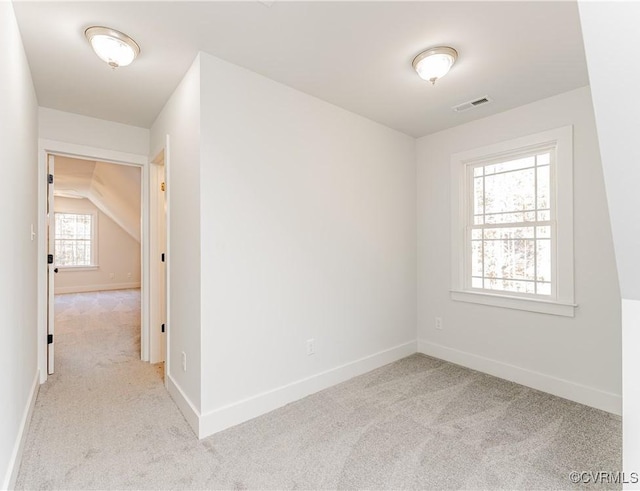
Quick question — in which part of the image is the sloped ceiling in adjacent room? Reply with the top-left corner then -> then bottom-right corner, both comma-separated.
54,156 -> 141,242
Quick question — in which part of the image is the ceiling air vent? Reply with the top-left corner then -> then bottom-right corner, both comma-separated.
452,96 -> 493,113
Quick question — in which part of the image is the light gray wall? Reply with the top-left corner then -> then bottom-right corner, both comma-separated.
579,0 -> 640,474
0,2 -> 39,487
150,55 -> 202,414
39,107 -> 149,156
417,86 -> 621,411
198,52 -> 417,433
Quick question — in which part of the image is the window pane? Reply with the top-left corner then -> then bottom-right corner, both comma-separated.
537,239 -> 551,282
537,226 -> 551,238
537,282 -> 551,295
484,239 -> 535,281
474,177 -> 483,215
483,227 -> 534,240
537,210 -> 550,221
537,152 -> 551,166
485,211 -> 530,224
485,278 -> 536,294
484,168 -> 535,215
484,156 -> 535,175
537,166 -> 550,209
465,147 -> 557,298
472,241 -> 483,277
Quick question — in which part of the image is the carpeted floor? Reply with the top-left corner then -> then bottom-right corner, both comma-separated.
16,290 -> 621,490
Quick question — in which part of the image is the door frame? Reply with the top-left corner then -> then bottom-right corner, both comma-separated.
37,139 -> 149,383
150,140 -> 170,381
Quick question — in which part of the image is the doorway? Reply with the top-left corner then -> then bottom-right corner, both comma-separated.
46,154 -> 142,374
38,139 -> 167,383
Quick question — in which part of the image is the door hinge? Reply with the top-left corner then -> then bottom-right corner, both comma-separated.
48,254 -> 54,264
48,174 -> 54,184
161,253 -> 165,263
161,323 -> 165,333
47,334 -> 53,344
161,182 -> 166,192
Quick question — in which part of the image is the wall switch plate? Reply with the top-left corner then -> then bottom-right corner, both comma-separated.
181,351 -> 187,371
306,339 -> 315,356
435,317 -> 443,330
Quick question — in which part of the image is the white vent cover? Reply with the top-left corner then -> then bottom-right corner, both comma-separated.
452,96 -> 493,113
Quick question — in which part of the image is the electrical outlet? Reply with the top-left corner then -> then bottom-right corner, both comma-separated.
306,339 -> 315,356
181,351 -> 187,371
435,317 -> 443,330
127,272 -> 132,279
109,272 -> 115,279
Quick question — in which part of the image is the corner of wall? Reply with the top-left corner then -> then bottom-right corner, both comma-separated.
2,370 -> 40,491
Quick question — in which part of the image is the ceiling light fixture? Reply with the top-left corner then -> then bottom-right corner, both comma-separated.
84,26 -> 140,69
412,46 -> 458,85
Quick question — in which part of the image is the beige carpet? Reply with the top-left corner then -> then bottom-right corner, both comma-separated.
16,290 -> 621,490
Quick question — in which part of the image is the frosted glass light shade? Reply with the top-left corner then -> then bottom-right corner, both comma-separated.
412,47 -> 458,84
85,27 -> 140,68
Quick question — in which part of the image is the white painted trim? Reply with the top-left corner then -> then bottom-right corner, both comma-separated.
450,290 -> 577,317
167,374 -> 200,437
199,341 -> 417,439
2,369 -> 39,491
54,283 -> 141,295
622,298 -> 640,478
38,139 -> 149,381
38,139 -> 147,167
418,339 -> 621,415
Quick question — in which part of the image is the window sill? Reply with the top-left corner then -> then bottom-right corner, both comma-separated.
450,289 -> 576,317
56,266 -> 99,272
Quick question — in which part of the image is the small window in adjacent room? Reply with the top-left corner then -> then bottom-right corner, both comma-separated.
450,126 -> 575,316
54,212 -> 97,267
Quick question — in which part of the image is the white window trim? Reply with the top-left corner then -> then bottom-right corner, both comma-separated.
54,210 -> 99,268
450,125 -> 576,317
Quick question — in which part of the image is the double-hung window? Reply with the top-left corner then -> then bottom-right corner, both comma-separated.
54,212 -> 97,267
451,126 -> 575,316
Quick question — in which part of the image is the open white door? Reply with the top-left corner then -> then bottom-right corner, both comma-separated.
47,154 -> 55,374
159,161 -> 167,365
149,137 -> 169,374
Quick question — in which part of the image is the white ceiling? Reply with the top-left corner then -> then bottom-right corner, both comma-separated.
13,1 -> 588,137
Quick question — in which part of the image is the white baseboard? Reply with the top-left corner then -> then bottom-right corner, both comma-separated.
418,339 -> 621,415
54,282 -> 141,295
3,369 -> 40,491
166,374 -> 200,437
199,340 -> 417,439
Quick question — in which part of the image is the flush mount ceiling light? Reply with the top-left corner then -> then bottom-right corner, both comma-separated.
84,26 -> 140,69
412,46 -> 458,85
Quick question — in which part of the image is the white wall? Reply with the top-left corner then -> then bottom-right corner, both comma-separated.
579,1 -> 640,478
39,107 -> 149,156
417,86 -> 621,413
150,55 -> 202,422
53,197 -> 141,294
0,2 -> 39,488
198,53 -> 417,435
